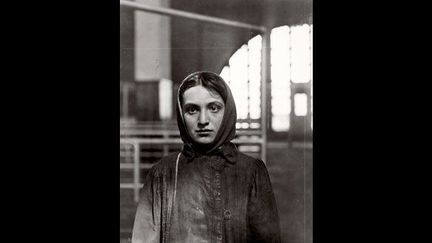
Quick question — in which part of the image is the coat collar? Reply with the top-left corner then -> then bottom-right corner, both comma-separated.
181,142 -> 238,164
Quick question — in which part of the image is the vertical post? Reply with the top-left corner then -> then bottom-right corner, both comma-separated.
162,124 -> 169,156
261,28 -> 270,162
133,141 -> 140,202
122,82 -> 129,118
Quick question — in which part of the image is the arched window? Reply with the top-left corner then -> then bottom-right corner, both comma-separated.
220,24 -> 313,133
220,35 -> 262,130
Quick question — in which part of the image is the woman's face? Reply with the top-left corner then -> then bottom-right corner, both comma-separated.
182,85 -> 225,144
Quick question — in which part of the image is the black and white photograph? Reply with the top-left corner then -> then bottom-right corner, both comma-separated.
120,0 -> 312,242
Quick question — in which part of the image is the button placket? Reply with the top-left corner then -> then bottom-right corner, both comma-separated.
212,169 -> 224,242
223,209 -> 231,220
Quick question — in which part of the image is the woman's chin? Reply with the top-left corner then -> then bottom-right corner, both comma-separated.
193,136 -> 215,144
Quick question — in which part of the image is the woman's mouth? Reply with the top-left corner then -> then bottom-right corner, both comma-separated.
196,129 -> 212,136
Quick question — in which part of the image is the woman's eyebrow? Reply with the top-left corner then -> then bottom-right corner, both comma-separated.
183,103 -> 199,109
208,101 -> 224,106
183,99 -> 224,109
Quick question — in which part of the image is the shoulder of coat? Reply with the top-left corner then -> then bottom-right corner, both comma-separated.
236,151 -> 267,170
150,152 -> 181,176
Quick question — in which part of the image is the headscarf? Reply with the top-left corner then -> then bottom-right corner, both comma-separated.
176,71 -> 237,155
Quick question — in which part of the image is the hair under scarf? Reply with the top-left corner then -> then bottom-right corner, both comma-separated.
176,71 -> 237,155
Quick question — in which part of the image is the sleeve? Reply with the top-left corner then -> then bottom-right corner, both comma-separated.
131,168 -> 162,243
247,160 -> 281,243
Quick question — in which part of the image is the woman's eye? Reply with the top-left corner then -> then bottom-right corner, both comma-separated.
186,107 -> 198,114
209,104 -> 221,112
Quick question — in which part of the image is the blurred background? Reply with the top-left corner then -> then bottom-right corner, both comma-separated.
120,0 -> 312,242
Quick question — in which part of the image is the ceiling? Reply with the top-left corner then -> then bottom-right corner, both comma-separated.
171,0 -> 312,28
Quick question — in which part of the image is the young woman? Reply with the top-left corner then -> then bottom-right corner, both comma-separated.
132,71 -> 281,243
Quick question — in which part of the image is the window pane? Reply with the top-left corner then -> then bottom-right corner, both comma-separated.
291,24 -> 311,83
229,45 -> 249,119
294,93 -> 308,116
271,26 -> 291,131
158,79 -> 172,120
220,65 -> 231,85
272,115 -> 290,131
248,35 -> 262,119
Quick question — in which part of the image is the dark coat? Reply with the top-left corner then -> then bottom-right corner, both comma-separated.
132,143 -> 281,243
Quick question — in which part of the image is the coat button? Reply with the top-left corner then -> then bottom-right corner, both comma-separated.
224,209 -> 231,220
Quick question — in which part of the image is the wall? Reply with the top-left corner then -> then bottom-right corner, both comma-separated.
135,0 -> 171,81
120,5 -> 134,83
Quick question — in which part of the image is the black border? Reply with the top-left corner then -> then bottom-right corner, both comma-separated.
3,0 -> 427,242
4,1 -> 119,242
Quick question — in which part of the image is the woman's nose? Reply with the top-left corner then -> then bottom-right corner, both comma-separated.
198,111 -> 209,126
